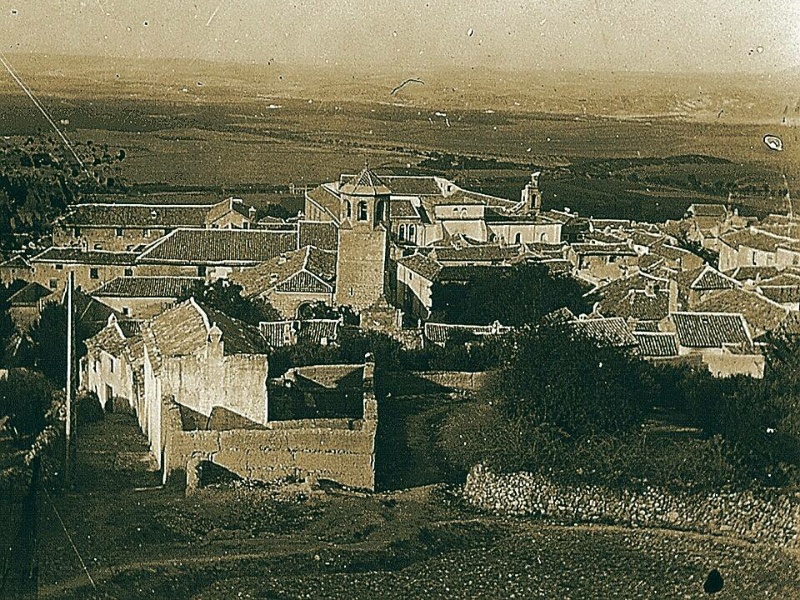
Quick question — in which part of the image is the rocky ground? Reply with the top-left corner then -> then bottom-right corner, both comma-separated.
28,413 -> 800,599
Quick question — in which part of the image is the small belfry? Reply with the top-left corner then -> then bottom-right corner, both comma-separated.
338,163 -> 392,228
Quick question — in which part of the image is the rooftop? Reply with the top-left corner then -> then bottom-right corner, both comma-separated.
137,229 -> 297,264
339,167 -> 391,196
60,204 -> 210,228
91,276 -> 202,298
720,228 -> 793,253
32,247 -> 138,266
397,253 -> 443,282
7,282 -> 53,306
671,312 -> 752,348
569,316 -> 638,347
694,289 -> 788,333
634,332 -> 679,358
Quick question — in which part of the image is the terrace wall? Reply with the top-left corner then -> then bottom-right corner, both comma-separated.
464,464 -> 800,548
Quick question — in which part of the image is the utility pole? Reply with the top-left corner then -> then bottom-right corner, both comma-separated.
64,270 -> 74,487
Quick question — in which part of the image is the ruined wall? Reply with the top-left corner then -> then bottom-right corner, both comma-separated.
162,349 -> 269,425
162,362 -> 378,490
464,464 -> 800,548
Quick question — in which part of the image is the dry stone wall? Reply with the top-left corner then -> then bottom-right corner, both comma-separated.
464,464 -> 800,548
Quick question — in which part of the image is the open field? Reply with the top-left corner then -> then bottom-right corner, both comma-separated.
23,412 -> 800,599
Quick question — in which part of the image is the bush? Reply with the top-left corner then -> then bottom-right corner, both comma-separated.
0,369 -> 55,436
74,390 -> 104,425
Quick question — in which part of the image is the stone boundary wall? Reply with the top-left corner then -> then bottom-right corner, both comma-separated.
464,464 -> 800,548
386,370 -> 490,395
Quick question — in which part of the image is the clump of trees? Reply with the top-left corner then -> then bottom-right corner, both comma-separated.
178,279 -> 282,326
436,320 -> 800,492
430,263 -> 590,326
0,135 -> 128,249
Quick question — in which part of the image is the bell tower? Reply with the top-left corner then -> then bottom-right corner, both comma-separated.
335,166 -> 391,310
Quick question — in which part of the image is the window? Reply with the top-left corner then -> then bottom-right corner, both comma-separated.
73,227 -> 81,237
90,268 -> 99,279
514,232 -> 522,244
345,200 -> 352,219
55,264 -> 63,270
460,208 -> 467,218
408,224 -> 416,243
376,200 -> 386,221
358,201 -> 368,221
49,279 -> 57,289
124,268 -> 133,277
94,244 -> 103,250
115,227 -> 124,237
198,265 -> 207,277
399,224 -> 406,241
122,307 -> 130,317
143,228 -> 151,238
539,232 -> 547,242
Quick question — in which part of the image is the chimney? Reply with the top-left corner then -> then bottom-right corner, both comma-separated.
248,205 -> 257,220
668,278 -> 679,313
207,323 -> 223,359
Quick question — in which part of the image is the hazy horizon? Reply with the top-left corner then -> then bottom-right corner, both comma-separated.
2,0 -> 798,74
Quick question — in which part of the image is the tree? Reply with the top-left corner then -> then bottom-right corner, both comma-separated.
178,279 -> 281,326
0,369 -> 56,437
492,323 -> 650,438
430,263 -> 590,326
256,203 -> 293,221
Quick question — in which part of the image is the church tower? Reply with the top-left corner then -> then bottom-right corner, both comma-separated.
335,166 -> 391,310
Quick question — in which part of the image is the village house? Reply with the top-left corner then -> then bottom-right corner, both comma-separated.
28,248 -> 138,293
667,312 -> 765,378
90,276 -> 202,319
0,255 -> 33,286
53,196 -> 258,251
754,272 -> 800,310
230,245 -> 337,318
693,288 -> 790,339
565,242 -> 639,284
718,227 -> 795,272
589,271 -> 677,327
6,282 -> 54,330
673,265 -> 740,309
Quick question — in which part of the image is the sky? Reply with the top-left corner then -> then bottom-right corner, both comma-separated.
1,0 -> 799,73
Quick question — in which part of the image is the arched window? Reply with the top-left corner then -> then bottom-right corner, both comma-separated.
345,200 -> 352,219
399,224 -> 406,241
408,224 -> 417,243
460,208 -> 468,218
376,200 -> 386,221
358,201 -> 368,221
514,232 -> 522,244
539,232 -> 547,242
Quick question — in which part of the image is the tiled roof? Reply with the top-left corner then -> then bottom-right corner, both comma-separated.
147,299 -> 264,366
232,246 -> 335,297
651,244 -> 695,262
571,243 -> 636,257
597,289 -> 670,321
432,244 -> 522,263
727,265 -> 781,283
61,204 -> 212,228
758,273 -> 800,287
73,290 -> 128,338
638,254 -> 666,272
259,320 -> 298,347
687,204 -> 727,218
569,317 -> 638,347
0,255 -> 31,269
424,321 -> 512,345
581,231 -> 625,244
381,176 -> 442,196
85,320 -> 128,356
671,312 -> 752,348
137,229 -> 297,264
720,228 -> 792,253
297,319 -> 339,345
92,276 -> 202,298
760,286 -> 800,304
694,289 -> 788,333
397,253 -> 443,281
82,192 -> 224,205
7,282 -> 53,306
299,221 -> 338,252
305,184 -> 341,220
388,198 -> 422,219
634,332 -> 679,357
339,167 -> 391,196
629,230 -> 666,248
32,247 -> 137,265
632,320 -> 662,332
677,265 -> 739,291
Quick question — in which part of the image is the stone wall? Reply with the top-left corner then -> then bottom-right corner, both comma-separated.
464,464 -> 800,548
386,370 -> 490,395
